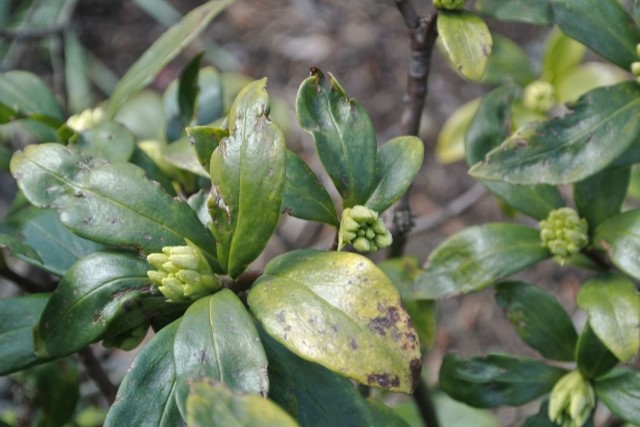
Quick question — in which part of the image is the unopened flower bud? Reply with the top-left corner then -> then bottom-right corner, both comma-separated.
65,107 -> 106,132
540,208 -> 588,265
548,370 -> 595,427
433,0 -> 464,10
146,240 -> 221,302
338,205 -> 393,253
523,80 -> 556,114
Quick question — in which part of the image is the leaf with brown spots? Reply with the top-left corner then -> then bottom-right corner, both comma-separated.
248,249 -> 422,393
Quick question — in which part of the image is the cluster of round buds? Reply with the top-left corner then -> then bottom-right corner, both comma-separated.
433,0 -> 465,10
632,44 -> 640,84
338,205 -> 393,253
65,106 -> 106,132
102,322 -> 149,351
147,241 -> 221,302
523,80 -> 556,114
548,370 -> 596,427
540,207 -> 589,265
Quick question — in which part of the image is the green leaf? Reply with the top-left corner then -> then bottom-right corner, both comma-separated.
33,251 -> 161,358
437,10 -> 492,82
594,209 -> 640,280
164,137 -> 209,177
576,322 -> 619,379
554,62 -> 629,104
574,166 -> 630,230
433,392 -> 500,427
0,71 -> 63,121
209,79 -> 286,278
259,327 -> 374,426
465,85 -> 564,219
115,90 -> 165,140
106,0 -> 234,117
75,121 -> 136,162
412,224 -> 550,299
186,126 -> 227,174
248,249 -> 422,393
378,257 -> 436,349
594,368 -> 640,425
436,98 -> 480,165
521,399 -> 561,427
15,208 -> 103,275
365,136 -> 424,212
470,82 -> 640,185
104,319 -> 183,427
186,379 -> 298,427
64,30 -> 94,114
481,34 -> 537,86
296,68 -> 376,207
367,399 -> 410,427
0,231 -> 41,263
282,150 -> 338,226
178,53 -> 204,127
439,353 -> 566,408
0,294 -> 50,376
495,281 -> 577,361
552,0 -> 640,70
475,0 -> 553,25
10,143 -> 219,266
173,290 -> 269,417
130,145 -> 178,196
540,28 -> 586,84
577,273 -> 640,361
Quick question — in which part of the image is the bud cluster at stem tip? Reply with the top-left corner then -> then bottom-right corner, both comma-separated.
540,207 -> 588,265
548,370 -> 596,427
433,0 -> 465,10
65,106 -> 105,132
338,205 -> 392,253
632,43 -> 640,84
147,240 -> 221,302
523,80 -> 556,114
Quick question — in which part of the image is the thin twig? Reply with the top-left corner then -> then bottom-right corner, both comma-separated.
77,346 -> 118,405
0,266 -> 55,293
414,379 -> 440,427
0,26 -> 66,41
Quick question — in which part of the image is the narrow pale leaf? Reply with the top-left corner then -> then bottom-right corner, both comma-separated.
482,34 -> 537,86
296,68 -> 377,207
594,209 -> 640,279
574,166 -> 630,229
594,368 -> 640,425
540,28 -> 586,84
365,136 -> 424,212
437,11 -> 492,82
186,126 -> 227,174
107,0 -> 234,117
248,249 -> 422,393
440,353 -> 566,408
282,150 -> 338,226
436,98 -> 480,164
470,82 -> 640,185
475,0 -> 553,25
555,62 -> 629,104
577,273 -> 640,361
177,53 -> 203,127
209,79 -> 286,278
412,224 -> 550,299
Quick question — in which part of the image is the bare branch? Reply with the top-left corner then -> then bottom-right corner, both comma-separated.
77,346 -> 118,405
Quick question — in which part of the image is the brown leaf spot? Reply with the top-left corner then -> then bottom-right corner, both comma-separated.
369,306 -> 400,337
367,373 -> 400,389
410,358 -> 422,391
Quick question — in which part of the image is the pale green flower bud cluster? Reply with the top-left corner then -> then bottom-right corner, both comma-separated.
66,107 -> 106,132
548,370 -> 596,427
433,0 -> 465,10
540,207 -> 588,265
632,44 -> 640,84
147,242 -> 221,302
338,205 -> 392,253
523,80 -> 556,114
102,322 -> 149,351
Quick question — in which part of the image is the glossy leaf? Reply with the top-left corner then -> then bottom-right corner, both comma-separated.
107,0 -> 234,117
378,257 -> 435,349
577,273 -> 640,361
260,327 -> 374,426
178,53 -> 203,127
365,136 -> 424,212
540,28 -> 586,84
296,68 -> 376,207
33,251 -> 160,358
0,231 -> 41,263
576,322 -> 619,379
475,0 -> 553,25
412,224 -> 550,299
594,368 -> 640,425
186,379 -> 298,427
10,143 -> 219,266
367,399 -> 410,427
75,121 -> 136,162
248,249 -> 421,393
0,294 -> 50,375
574,166 -> 630,230
470,82 -> 640,185
495,281 -> 577,361
130,145 -> 178,196
594,209 -> 640,280
186,126 -> 227,174
481,34 -> 537,86
209,79 -> 286,278
465,85 -> 564,219
438,11 -> 492,82
282,150 -> 338,226
173,290 -> 269,416
104,319 -> 183,427
436,98 -> 480,165
552,0 -> 640,69
440,353 -> 566,408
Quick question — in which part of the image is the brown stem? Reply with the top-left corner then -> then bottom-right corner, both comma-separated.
77,346 -> 117,405
414,378 -> 441,427
581,247 -> 613,271
0,266 -> 55,293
